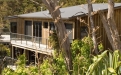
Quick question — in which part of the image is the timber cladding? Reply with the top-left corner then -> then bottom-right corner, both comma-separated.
75,7 -> 121,50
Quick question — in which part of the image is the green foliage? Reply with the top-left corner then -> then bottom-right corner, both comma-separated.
2,54 -> 38,75
81,37 -> 93,58
52,52 -> 68,75
2,68 -> 14,75
71,39 -> 82,58
60,0 -> 87,7
13,54 -> 27,75
86,50 -> 121,75
49,30 -> 60,50
60,0 -> 120,7
71,37 -> 93,74
39,51 -> 68,75
0,44 -> 10,57
98,43 -> 104,52
27,66 -> 38,75
86,50 -> 108,75
94,0 -> 107,3
0,0 -> 120,29
16,54 -> 26,68
72,55 -> 90,75
71,37 -> 93,58
2,37 -> 121,75
2,53 -> 68,75
40,59 -> 53,75
0,0 -> 43,29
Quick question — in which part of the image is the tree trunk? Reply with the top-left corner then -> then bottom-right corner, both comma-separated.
98,0 -> 121,51
42,0 -> 72,74
87,0 -> 98,54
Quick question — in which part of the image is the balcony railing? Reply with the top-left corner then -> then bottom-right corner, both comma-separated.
10,33 -> 49,49
10,33 -> 74,49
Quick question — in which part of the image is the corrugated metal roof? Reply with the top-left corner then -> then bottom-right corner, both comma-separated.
10,3 -> 121,19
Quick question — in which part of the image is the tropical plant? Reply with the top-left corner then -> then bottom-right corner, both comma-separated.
86,50 -> 121,75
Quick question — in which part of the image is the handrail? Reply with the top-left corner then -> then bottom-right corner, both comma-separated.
10,33 -> 74,50
10,33 -> 49,49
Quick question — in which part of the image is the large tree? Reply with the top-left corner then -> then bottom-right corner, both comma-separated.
87,0 -> 98,54
42,0 -> 73,74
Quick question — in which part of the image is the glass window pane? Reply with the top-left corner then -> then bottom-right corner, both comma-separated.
44,22 -> 48,28
25,21 -> 32,36
10,22 -> 17,33
80,26 -> 88,39
33,21 -> 42,37
50,22 -> 55,30
64,23 -> 73,42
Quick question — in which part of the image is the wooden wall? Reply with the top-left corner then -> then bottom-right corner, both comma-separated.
75,7 -> 121,50
9,18 -> 75,45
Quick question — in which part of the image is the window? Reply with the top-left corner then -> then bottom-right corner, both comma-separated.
43,22 -> 48,28
10,22 -> 17,33
33,21 -> 42,37
50,22 -> 55,30
25,21 -> 32,36
25,21 -> 32,25
80,26 -> 88,39
64,23 -> 73,42
65,23 -> 73,29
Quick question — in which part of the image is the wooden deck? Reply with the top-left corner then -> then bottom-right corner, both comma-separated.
11,40 -> 53,55
10,33 -> 53,55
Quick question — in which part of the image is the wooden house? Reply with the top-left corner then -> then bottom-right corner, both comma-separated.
8,3 -> 121,64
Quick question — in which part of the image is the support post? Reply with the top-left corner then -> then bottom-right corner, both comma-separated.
11,46 -> 14,65
46,39 -> 47,49
21,34 -> 22,44
12,46 -> 14,59
35,52 -> 36,66
15,34 -> 16,42
39,37 -> 40,48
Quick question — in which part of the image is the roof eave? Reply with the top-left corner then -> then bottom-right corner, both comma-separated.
5,16 -> 19,20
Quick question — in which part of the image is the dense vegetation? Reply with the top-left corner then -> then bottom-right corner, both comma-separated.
1,0 -> 121,75
0,0 -> 121,29
2,37 -> 121,75
0,44 -> 10,74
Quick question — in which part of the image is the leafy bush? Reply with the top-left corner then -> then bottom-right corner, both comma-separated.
2,54 -> 38,75
71,37 -> 93,58
71,37 -> 93,74
2,52 -> 68,75
0,44 -> 10,58
40,59 -> 53,75
98,43 -> 104,52
52,52 -> 68,75
2,37 -> 121,75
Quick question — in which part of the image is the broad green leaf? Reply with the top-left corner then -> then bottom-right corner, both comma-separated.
108,68 -> 116,74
